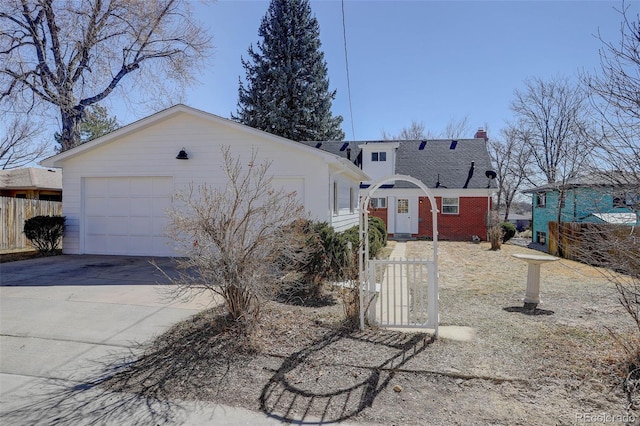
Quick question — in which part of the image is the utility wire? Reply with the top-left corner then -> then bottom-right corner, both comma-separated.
341,0 -> 356,142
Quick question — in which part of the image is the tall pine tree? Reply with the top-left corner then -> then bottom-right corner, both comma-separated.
233,0 -> 344,141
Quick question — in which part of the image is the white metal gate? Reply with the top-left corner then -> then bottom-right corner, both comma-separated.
359,175 -> 439,336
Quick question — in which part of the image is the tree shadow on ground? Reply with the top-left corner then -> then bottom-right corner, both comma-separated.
277,292 -> 338,307
260,327 -> 434,424
1,308 -> 433,425
0,354 -> 192,425
0,306 -> 244,425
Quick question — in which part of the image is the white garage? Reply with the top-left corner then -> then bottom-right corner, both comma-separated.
40,105 -> 368,257
83,177 -> 174,256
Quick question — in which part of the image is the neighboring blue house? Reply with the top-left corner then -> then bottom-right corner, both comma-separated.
523,172 -> 639,245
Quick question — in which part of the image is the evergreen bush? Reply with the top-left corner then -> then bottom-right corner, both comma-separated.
369,216 -> 387,245
501,221 -> 517,243
23,215 -> 65,255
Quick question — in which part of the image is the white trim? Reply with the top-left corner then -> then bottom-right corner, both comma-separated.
358,142 -> 400,150
372,187 -> 493,197
41,104 -> 369,181
333,181 -> 338,215
442,197 -> 459,215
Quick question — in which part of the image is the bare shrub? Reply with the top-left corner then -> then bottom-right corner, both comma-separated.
565,222 -> 640,409
570,224 -> 640,333
165,147 -> 310,332
488,225 -> 502,250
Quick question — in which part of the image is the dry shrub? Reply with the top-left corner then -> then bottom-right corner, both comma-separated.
488,225 -> 502,250
603,332 -> 640,412
564,222 -> 640,410
165,147 -> 311,333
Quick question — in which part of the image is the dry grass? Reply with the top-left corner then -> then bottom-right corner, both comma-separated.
102,241 -> 640,425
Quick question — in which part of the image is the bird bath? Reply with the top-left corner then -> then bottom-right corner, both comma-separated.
511,253 -> 560,310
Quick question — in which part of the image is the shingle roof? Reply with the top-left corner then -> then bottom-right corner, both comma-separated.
301,139 -> 497,189
523,171 -> 639,193
0,167 -> 62,190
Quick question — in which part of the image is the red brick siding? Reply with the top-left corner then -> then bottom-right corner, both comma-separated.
369,207 -> 388,234
366,197 -> 491,241
418,196 -> 491,240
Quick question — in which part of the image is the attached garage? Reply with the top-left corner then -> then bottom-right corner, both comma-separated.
83,177 -> 174,256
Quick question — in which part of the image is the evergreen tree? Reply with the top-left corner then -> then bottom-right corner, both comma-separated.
54,104 -> 119,152
233,0 -> 344,141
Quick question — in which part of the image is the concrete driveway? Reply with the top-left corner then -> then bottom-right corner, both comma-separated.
0,255 -> 284,425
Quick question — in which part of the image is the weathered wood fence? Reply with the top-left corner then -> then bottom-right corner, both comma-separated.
549,221 -> 639,263
0,196 -> 63,251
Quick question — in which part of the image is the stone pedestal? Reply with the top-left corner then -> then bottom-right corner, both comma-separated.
511,253 -> 560,309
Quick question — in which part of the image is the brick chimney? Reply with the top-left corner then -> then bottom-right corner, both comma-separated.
474,128 -> 488,141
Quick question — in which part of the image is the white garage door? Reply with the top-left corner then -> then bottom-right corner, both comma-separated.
84,177 -> 175,256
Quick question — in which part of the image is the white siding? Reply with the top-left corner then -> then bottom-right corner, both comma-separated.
330,173 -> 360,232
272,176 -> 305,206
54,110 -> 362,255
360,142 -> 398,183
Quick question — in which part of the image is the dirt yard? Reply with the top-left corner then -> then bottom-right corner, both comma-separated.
104,241 -> 639,425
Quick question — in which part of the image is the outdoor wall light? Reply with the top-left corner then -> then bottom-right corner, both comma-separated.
176,148 -> 189,160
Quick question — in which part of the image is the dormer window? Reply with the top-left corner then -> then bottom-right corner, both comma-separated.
371,152 -> 387,162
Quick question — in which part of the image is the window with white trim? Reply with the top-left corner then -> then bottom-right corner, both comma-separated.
442,197 -> 459,214
333,181 -> 338,215
371,152 -> 387,162
370,197 -> 387,208
536,192 -> 546,208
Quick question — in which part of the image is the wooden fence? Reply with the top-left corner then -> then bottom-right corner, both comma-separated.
549,221 -> 639,263
0,196 -> 63,251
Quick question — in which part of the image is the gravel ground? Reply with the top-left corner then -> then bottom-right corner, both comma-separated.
104,241 -> 639,425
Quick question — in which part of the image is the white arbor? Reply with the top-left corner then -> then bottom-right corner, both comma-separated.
358,175 -> 440,335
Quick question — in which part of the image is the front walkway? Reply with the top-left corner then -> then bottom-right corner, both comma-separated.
374,241 -> 475,341
377,242 -> 411,326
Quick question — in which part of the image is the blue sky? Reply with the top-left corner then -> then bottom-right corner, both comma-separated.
114,0 -> 628,141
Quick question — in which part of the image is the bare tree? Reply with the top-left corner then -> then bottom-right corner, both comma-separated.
511,76 -> 594,185
54,103 -> 119,151
583,1 -> 640,187
165,147 -> 311,331
576,3 -> 640,410
398,120 -> 427,140
0,0 -> 211,151
0,115 -> 49,169
381,120 -> 427,140
382,116 -> 472,140
441,115 -> 471,139
511,75 -> 597,256
488,125 -> 535,221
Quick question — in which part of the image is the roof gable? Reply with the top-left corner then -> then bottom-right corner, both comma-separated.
301,139 -> 497,189
40,105 -> 367,180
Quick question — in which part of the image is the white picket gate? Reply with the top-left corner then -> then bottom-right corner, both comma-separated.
365,258 -> 438,329
358,174 -> 439,336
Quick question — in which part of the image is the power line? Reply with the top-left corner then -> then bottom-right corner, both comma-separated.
341,0 -> 356,142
